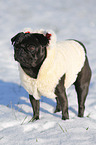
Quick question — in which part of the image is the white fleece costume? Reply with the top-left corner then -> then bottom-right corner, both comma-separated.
19,29 -> 85,100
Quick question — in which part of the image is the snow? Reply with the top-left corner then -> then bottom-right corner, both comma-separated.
0,0 -> 96,144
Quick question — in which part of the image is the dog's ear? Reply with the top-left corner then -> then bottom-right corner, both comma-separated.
33,34 -> 49,47
11,32 -> 25,46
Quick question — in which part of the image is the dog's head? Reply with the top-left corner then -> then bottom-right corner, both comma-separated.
11,32 -> 50,68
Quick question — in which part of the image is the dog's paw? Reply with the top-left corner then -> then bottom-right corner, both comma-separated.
28,116 -> 39,123
54,108 -> 61,113
78,109 -> 84,117
62,113 -> 69,120
78,113 -> 84,118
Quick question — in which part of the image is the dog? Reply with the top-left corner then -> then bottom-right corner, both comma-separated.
11,29 -> 92,121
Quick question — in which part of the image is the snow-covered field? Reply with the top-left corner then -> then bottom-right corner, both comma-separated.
0,0 -> 96,144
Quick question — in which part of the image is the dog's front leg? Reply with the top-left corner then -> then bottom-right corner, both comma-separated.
54,97 -> 62,113
29,95 -> 40,120
55,75 -> 69,120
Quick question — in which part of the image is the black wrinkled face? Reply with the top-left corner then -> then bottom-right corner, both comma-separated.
11,32 -> 49,68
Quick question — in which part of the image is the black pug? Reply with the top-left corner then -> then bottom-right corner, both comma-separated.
11,30 -> 92,121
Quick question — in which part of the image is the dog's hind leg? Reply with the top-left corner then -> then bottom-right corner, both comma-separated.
74,57 -> 92,117
55,75 -> 69,120
29,95 -> 40,120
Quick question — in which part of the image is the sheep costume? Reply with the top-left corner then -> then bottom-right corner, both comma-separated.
19,29 -> 85,100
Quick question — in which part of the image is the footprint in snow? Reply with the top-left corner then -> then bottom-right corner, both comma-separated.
0,121 -> 19,131
23,121 -> 56,132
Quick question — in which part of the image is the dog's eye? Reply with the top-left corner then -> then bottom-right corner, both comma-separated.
28,46 -> 35,52
31,47 -> 35,51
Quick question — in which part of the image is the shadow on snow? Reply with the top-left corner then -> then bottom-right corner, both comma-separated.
0,80 -> 80,119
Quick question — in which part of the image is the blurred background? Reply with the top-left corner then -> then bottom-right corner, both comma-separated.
0,0 -> 96,41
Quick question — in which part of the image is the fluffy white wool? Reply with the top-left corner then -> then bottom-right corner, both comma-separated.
19,29 -> 85,100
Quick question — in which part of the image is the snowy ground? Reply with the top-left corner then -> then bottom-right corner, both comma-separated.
0,0 -> 96,144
